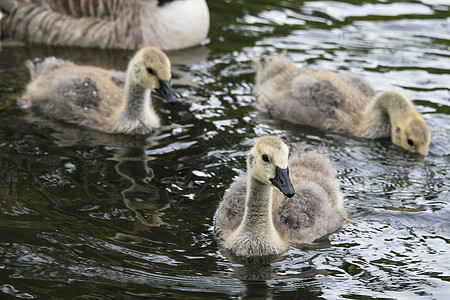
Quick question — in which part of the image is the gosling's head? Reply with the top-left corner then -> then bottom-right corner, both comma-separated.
392,116 -> 430,156
129,47 -> 176,104
376,91 -> 430,156
247,136 -> 295,197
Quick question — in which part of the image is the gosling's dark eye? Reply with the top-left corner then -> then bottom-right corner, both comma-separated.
146,68 -> 155,75
262,154 -> 270,162
407,138 -> 414,147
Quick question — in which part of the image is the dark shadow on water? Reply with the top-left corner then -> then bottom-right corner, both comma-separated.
0,40 -> 210,70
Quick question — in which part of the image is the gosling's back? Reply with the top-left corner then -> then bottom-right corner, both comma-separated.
21,57 -> 126,131
253,53 -> 375,132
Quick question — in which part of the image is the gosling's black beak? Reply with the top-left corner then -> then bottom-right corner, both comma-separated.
270,166 -> 295,198
155,79 -> 177,105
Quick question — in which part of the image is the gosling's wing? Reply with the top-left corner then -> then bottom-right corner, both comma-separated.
274,148 -> 348,244
291,73 -> 347,118
275,183 -> 334,244
276,183 -> 348,244
214,176 -> 246,239
53,75 -> 104,110
310,79 -> 347,115
110,71 -> 126,88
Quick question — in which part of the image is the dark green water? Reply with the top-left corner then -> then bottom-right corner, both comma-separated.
1,0 -> 449,298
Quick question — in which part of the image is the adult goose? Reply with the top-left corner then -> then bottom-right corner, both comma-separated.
0,0 -> 209,50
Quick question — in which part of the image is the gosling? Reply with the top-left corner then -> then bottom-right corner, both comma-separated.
253,52 -> 430,156
20,46 -> 176,134
214,136 -> 348,257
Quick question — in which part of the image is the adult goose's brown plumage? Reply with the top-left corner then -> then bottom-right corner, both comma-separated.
20,46 -> 176,134
253,52 -> 431,155
0,0 -> 209,50
214,136 -> 348,257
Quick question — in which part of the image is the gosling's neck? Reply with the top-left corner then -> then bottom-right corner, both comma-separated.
115,66 -> 160,133
123,67 -> 153,120
228,176 -> 286,256
355,91 -> 415,138
241,176 -> 275,234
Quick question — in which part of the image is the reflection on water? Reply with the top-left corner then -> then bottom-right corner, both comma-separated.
1,0 -> 449,298
113,146 -> 169,227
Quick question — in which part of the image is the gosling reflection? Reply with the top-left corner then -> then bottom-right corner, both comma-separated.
222,250 -> 282,281
114,146 -> 171,227
222,244 -> 332,297
241,280 -> 272,300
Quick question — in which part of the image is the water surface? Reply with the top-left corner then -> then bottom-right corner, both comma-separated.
0,0 -> 449,299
